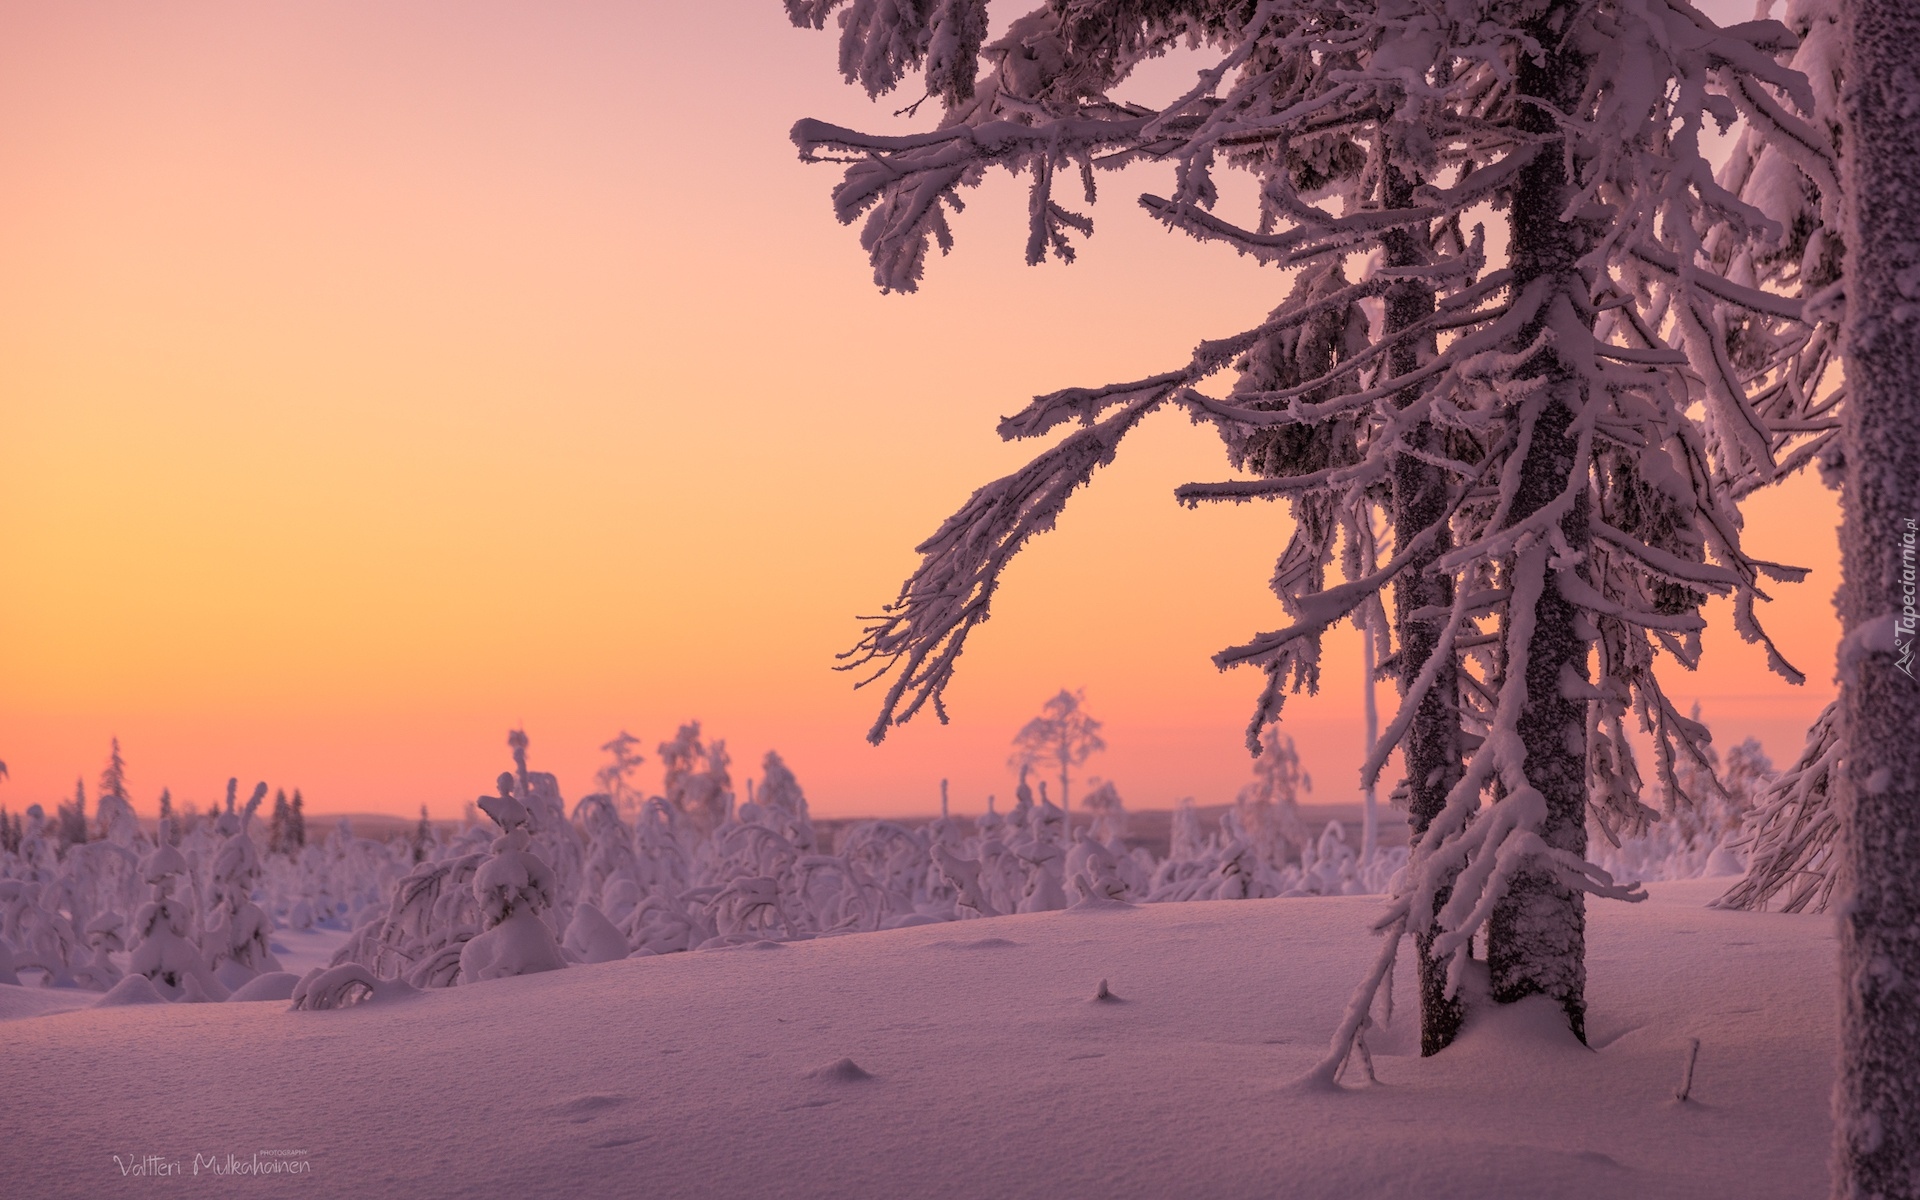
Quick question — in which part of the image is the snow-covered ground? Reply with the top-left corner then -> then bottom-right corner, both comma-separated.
1,879 -> 1830,1199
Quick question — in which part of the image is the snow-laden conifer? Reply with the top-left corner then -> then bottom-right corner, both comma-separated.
793,0 -> 1833,1051
205,784 -> 283,989
129,820 -> 227,1001
457,774 -> 569,984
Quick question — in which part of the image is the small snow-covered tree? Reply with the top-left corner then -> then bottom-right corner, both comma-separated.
595,730 -> 648,820
97,738 -> 129,809
128,821 -> 227,1001
205,785 -> 281,988
1078,778 -> 1127,843
750,751 -> 819,853
1237,724 -> 1310,864
458,774 -> 568,984
3,878 -> 83,987
410,806 -> 432,865
1008,688 -> 1105,818
267,788 -> 291,856
332,842 -> 486,989
74,911 -> 126,991
56,778 -> 88,853
658,721 -> 734,835
1593,725 -> 1772,884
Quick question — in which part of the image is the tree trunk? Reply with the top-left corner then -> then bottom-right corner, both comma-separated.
1832,0 -> 1920,1192
1484,4 -> 1594,1043
1381,163 -> 1468,1055
1360,619 -> 1380,865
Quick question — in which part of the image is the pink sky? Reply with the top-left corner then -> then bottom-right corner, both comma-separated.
0,1 -> 1836,819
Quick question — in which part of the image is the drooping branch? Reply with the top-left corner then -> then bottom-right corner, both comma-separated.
838,391 -> 1171,741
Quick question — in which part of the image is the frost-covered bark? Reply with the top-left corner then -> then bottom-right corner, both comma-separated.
1380,157 -> 1466,1055
1480,3 -> 1597,1043
1830,0 -> 1920,1191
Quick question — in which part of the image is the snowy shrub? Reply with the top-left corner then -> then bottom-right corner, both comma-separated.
290,962 -> 414,1011
562,902 -> 629,964
1,879 -> 85,988
74,912 -> 127,992
331,846 -> 487,989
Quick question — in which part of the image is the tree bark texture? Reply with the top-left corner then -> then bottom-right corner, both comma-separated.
1381,163 -> 1469,1056
1485,0 -> 1595,1044
1833,1 -> 1920,1194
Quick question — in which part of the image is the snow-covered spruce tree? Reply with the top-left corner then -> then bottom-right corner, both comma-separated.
267,788 -> 290,856
410,805 -> 432,865
205,784 -> 282,988
457,774 -> 568,984
97,738 -> 129,810
287,789 -> 305,850
794,0 -> 1824,1051
1828,0 -> 1920,1191
506,730 -> 585,928
56,778 -> 88,853
128,819 -> 227,1001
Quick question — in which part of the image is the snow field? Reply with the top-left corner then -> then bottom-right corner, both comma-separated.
1,880 -> 1831,1200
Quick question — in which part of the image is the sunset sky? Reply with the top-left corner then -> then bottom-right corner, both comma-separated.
0,0 -> 1837,820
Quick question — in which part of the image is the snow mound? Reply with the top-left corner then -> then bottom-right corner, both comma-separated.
1068,895 -> 1134,913
226,971 -> 301,1003
806,1057 -> 874,1083
551,1094 -> 631,1123
0,984 -> 96,1021
562,903 -> 630,965
93,975 -> 166,1007
931,936 -> 1019,951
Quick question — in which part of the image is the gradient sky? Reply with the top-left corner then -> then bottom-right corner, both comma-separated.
0,0 -> 1837,819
